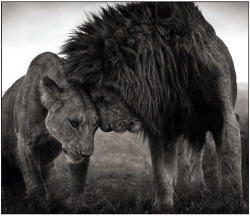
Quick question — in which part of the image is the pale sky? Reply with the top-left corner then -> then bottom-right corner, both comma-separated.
2,2 -> 248,91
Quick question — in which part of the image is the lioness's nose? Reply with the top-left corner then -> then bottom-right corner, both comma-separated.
79,149 -> 93,157
80,152 -> 92,158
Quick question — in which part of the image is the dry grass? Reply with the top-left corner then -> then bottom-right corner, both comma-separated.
2,84 -> 248,213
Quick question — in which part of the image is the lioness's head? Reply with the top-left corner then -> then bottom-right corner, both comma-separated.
40,76 -> 99,162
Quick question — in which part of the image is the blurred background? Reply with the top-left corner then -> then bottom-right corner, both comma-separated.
2,2 -> 248,213
2,2 -> 248,91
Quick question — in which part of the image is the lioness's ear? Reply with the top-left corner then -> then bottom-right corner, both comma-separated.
40,76 -> 62,109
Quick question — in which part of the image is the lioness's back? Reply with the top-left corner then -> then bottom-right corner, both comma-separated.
2,76 -> 26,195
2,52 -> 75,194
2,76 -> 25,167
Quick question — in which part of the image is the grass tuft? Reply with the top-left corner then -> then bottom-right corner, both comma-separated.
2,85 -> 248,213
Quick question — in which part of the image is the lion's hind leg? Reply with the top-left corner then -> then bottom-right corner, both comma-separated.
212,108 -> 243,207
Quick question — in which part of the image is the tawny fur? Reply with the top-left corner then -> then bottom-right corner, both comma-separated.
2,52 -> 98,204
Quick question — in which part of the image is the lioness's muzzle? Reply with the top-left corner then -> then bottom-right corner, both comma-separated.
63,148 -> 92,161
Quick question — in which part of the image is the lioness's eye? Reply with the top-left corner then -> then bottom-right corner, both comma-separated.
69,120 -> 79,128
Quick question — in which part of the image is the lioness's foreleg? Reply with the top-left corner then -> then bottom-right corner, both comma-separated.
41,163 -> 54,200
67,158 -> 90,207
41,163 -> 54,184
149,138 -> 179,211
214,110 -> 243,202
17,134 -> 47,199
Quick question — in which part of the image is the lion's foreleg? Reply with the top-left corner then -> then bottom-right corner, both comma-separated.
188,144 -> 205,187
17,134 -> 47,199
176,139 -> 191,189
149,138 -> 179,211
67,158 -> 90,207
176,139 -> 206,191
214,110 -> 243,203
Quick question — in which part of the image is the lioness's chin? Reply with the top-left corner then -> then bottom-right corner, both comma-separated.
66,155 -> 86,163
63,150 -> 87,163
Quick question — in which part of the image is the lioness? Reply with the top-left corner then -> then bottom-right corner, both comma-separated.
2,52 -> 99,205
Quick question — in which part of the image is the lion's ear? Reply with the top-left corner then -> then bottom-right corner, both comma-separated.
40,76 -> 62,109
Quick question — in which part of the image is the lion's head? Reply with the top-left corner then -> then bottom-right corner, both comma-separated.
61,2 -> 224,142
40,76 -> 99,162
89,86 -> 142,133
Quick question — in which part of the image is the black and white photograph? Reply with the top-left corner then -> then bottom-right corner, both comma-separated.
2,2 -> 248,214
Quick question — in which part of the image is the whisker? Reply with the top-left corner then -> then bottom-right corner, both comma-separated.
49,151 -> 62,154
50,150 -> 62,154
49,152 -> 62,156
48,149 -> 63,156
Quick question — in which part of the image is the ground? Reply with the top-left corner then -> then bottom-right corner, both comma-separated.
1,83 -> 248,213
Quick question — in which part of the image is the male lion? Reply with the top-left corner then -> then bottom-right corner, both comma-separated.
61,2 -> 243,211
2,52 -> 98,204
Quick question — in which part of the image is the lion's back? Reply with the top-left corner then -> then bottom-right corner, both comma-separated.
216,36 -> 237,107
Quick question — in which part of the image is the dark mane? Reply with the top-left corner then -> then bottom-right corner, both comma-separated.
61,2 -> 224,144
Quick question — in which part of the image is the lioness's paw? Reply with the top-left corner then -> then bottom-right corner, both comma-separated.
66,195 -> 90,209
28,186 -> 47,199
151,199 -> 174,213
240,200 -> 248,211
25,194 -> 49,210
66,196 -> 76,207
46,191 -> 52,201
